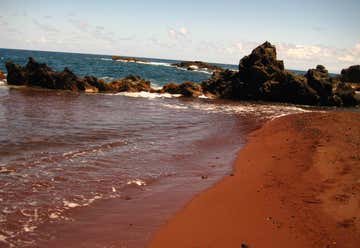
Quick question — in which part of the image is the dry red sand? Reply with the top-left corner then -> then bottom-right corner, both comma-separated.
148,111 -> 360,248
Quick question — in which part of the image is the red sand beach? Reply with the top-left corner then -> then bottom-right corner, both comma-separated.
148,111 -> 360,248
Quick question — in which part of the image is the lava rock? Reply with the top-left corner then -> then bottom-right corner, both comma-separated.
5,57 -> 152,93
341,65 -> 360,83
5,61 -> 28,85
201,41 -> 358,106
108,75 -> 151,92
162,81 -> 203,97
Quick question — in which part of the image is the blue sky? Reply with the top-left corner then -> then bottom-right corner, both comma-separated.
0,0 -> 359,72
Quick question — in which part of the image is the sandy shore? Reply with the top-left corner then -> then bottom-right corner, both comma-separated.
148,111 -> 360,248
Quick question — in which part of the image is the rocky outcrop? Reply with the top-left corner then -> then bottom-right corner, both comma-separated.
5,57 -> 150,93
108,75 -> 151,92
340,65 -> 360,83
171,61 -> 224,72
6,58 -> 93,91
304,65 -> 338,105
0,70 -> 5,81
202,42 -> 358,106
112,56 -> 147,63
161,82 -> 203,97
4,57 -> 205,97
334,82 -> 359,106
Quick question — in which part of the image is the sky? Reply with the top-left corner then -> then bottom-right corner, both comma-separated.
0,0 -> 359,72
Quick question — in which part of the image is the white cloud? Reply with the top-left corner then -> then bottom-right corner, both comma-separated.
39,36 -> 48,43
33,19 -> 59,33
168,27 -> 190,40
179,27 -> 188,35
337,42 -> 360,64
338,54 -> 355,63
277,44 -> 327,60
354,42 -> 360,54
225,42 -> 245,54
68,19 -> 89,30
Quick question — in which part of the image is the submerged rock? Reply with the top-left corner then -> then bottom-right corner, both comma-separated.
202,41 -> 358,106
171,61 -> 224,72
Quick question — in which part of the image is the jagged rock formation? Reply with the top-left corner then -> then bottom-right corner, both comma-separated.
108,75 -> 151,92
202,42 -> 358,106
5,58 -> 151,93
161,82 -> 203,97
341,65 -> 360,84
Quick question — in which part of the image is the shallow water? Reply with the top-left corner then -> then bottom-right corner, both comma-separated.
0,85 -> 311,247
0,48 -> 311,247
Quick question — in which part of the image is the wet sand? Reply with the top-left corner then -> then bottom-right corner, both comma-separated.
148,111 -> 360,248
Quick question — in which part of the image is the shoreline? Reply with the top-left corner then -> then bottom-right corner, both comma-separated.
147,111 -> 360,248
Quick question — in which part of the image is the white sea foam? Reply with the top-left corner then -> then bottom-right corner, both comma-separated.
100,58 -> 112,61
198,102 -> 309,119
49,213 -> 59,219
175,66 -> 213,75
63,201 -> 80,208
127,179 -> 146,186
0,234 -> 7,242
198,95 -> 209,99
110,58 -> 217,74
100,76 -> 115,81
114,91 -> 181,99
160,103 -> 189,110
23,224 -> 36,233
137,61 -> 173,67
160,101 -> 310,120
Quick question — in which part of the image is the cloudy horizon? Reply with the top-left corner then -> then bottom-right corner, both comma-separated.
0,0 -> 359,73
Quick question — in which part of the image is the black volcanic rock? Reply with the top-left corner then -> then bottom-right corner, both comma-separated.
162,81 -> 203,97
5,57 -> 151,93
84,76 -> 110,92
6,58 -> 86,91
334,82 -> 359,106
304,65 -> 334,105
5,61 -> 28,85
202,41 -> 358,106
171,61 -> 224,72
108,75 -> 151,92
341,65 -> 360,83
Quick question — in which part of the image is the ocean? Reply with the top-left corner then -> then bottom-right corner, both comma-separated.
0,48 -> 309,247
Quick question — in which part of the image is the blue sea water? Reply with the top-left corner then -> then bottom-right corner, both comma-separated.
0,48 -> 240,87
